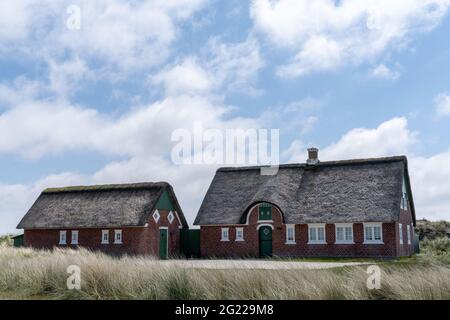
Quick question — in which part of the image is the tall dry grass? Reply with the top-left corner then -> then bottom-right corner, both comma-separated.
0,245 -> 449,300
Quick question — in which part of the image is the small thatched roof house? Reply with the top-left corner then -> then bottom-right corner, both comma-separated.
18,182 -> 187,258
194,149 -> 416,258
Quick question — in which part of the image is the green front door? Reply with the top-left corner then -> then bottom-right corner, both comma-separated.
159,229 -> 168,259
259,226 -> 272,257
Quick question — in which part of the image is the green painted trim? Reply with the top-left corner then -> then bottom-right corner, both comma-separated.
155,189 -> 174,211
159,229 -> 168,259
259,205 -> 272,221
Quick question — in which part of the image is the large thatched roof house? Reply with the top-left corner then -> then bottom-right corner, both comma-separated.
17,182 -> 187,258
194,148 -> 416,258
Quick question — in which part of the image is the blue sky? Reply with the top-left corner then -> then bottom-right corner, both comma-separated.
1,0 -> 450,234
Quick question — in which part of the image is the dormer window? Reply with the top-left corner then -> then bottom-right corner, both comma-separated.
258,204 -> 272,221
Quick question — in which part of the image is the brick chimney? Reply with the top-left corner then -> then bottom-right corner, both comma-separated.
307,147 -> 319,165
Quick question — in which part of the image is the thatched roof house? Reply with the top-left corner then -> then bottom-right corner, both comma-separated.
195,156 -> 415,226
18,182 -> 187,258
194,150 -> 416,258
18,182 -> 187,229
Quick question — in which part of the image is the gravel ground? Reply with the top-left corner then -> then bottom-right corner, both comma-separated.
158,259 -> 369,270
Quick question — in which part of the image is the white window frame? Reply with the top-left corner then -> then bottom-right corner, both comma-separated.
153,210 -> 161,223
411,223 -> 414,244
363,223 -> 383,244
235,227 -> 244,241
335,223 -> 354,244
399,223 -> 403,244
101,230 -> 109,244
407,224 -> 411,245
168,211 -> 174,224
308,223 -> 326,244
59,230 -> 67,245
71,230 -> 79,245
285,224 -> 296,244
221,228 -> 229,241
114,229 -> 123,244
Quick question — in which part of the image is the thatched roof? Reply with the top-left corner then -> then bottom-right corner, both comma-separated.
18,182 -> 188,229
194,156 -> 416,225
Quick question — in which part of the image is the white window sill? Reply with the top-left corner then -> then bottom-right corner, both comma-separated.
308,241 -> 326,244
363,241 -> 384,245
257,220 -> 274,223
71,242 -> 78,245
59,243 -> 66,245
285,241 -> 296,245
101,242 -> 109,245
114,241 -> 123,244
335,241 -> 354,244
235,239 -> 244,242
220,239 -> 229,242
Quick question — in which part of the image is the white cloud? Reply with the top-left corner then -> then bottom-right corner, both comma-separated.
321,117 -> 417,160
0,92 -> 250,159
48,58 -> 92,97
0,0 -> 208,72
250,0 -> 450,77
206,37 -> 265,94
0,2 -> 30,42
435,92 -> 450,117
277,36 -> 343,77
151,37 -> 264,96
409,151 -> 450,220
258,98 -> 323,134
0,171 -> 88,235
151,57 -> 213,95
370,64 -> 400,80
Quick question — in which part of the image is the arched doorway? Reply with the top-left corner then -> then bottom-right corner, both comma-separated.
259,225 -> 272,257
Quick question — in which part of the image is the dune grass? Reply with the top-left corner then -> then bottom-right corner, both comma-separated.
0,245 -> 449,300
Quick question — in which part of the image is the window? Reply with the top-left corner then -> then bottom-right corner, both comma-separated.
71,230 -> 79,245
407,225 -> 411,244
286,225 -> 295,244
364,223 -> 383,243
101,230 -> 109,244
153,210 -> 160,223
221,228 -> 229,241
114,230 -> 122,244
59,230 -> 67,245
399,224 -> 403,244
335,224 -> 353,243
308,224 -> 326,244
258,204 -> 272,221
168,211 -> 174,224
235,228 -> 244,241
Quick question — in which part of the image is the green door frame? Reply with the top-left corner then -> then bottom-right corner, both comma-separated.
159,227 -> 168,259
258,225 -> 273,257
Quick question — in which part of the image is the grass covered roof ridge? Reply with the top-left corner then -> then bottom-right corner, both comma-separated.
43,182 -> 170,193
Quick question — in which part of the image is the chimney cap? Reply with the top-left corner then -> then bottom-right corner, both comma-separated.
307,147 -> 319,165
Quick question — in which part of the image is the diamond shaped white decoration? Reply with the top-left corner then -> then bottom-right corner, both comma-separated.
168,211 -> 174,224
153,210 -> 160,223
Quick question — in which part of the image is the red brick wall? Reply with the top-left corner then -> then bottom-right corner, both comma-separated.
396,202 -> 415,257
24,209 -> 181,257
200,204 -> 413,258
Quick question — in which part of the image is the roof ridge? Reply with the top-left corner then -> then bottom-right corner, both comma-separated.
43,182 -> 170,194
217,155 -> 407,172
